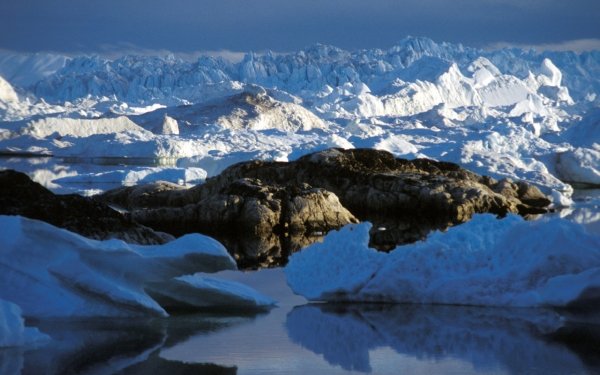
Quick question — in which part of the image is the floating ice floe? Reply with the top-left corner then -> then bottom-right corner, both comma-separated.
0,215 -> 275,318
285,214 -> 600,307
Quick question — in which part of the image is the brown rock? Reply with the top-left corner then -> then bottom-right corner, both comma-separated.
0,169 -> 170,245
99,148 -> 552,267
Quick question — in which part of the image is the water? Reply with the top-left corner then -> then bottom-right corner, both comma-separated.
4,269 -> 600,374
1,159 -> 600,374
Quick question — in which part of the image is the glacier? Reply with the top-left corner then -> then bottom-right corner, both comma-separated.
0,37 -> 598,202
285,214 -> 600,307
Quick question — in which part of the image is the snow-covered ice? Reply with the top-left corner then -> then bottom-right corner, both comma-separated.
0,299 -> 49,348
0,215 -> 275,318
0,37 -> 598,201
556,147 -> 600,186
285,214 -> 600,307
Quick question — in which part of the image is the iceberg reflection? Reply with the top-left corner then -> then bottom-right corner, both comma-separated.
286,304 -> 598,374
1,314 -> 251,375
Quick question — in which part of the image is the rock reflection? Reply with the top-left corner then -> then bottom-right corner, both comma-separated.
214,216 -> 452,269
215,230 -> 325,269
364,214 -> 452,251
5,314 -> 252,375
286,304 -> 598,374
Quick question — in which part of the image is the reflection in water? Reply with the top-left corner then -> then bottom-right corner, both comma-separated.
364,214 -> 452,251
214,230 -> 326,269
286,304 -> 599,374
118,355 -> 237,375
0,348 -> 24,375
0,314 -> 255,375
210,215 -> 453,269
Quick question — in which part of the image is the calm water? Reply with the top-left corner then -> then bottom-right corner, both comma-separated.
3,269 -> 600,375
2,158 -> 600,374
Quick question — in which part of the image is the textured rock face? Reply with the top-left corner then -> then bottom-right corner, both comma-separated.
180,148 -> 551,221
104,177 -> 357,268
0,170 -> 170,245
100,148 -> 551,267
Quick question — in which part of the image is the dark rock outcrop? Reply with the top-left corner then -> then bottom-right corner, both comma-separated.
0,169 -> 170,245
102,176 -> 358,268
100,148 -> 551,267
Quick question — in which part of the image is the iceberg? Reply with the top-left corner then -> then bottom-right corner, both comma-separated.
0,299 -> 49,348
285,214 -> 600,307
0,37 -> 599,204
0,215 -> 274,318
556,147 -> 600,186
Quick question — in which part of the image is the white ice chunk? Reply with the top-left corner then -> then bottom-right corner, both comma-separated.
0,75 -> 18,103
159,115 -> 179,135
16,116 -> 150,139
286,215 -> 600,307
556,147 -> 600,186
0,215 -> 238,318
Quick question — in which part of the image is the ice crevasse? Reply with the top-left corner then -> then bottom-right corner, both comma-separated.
285,214 -> 600,308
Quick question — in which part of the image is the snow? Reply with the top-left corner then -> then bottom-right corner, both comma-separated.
285,214 -> 600,307
16,116 -> 149,139
0,75 -> 18,103
152,275 -> 276,309
53,166 -> 207,188
0,299 -> 49,348
158,115 -> 179,135
556,147 -> 600,186
0,37 -> 599,202
0,215 -> 275,318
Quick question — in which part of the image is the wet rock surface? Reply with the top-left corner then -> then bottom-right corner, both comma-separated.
0,169 -> 170,245
100,148 -> 552,268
